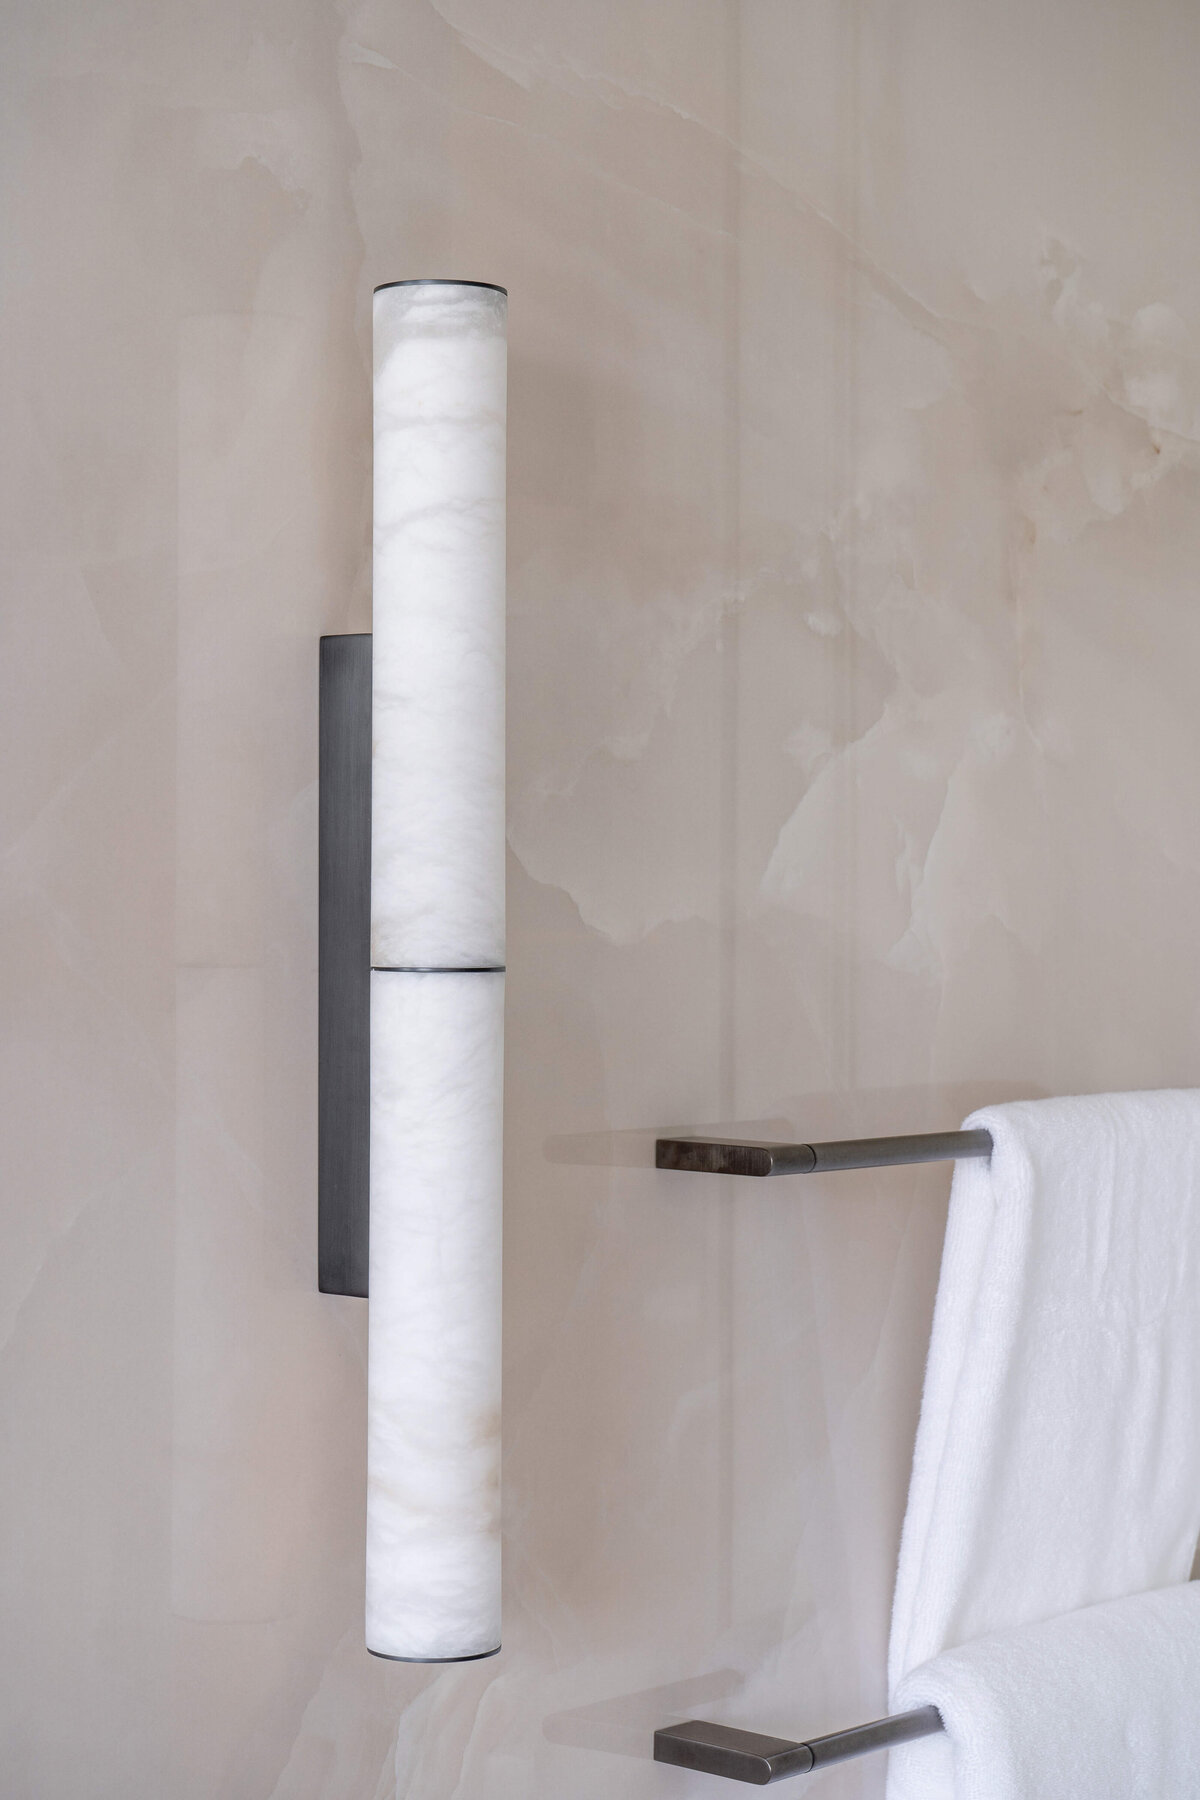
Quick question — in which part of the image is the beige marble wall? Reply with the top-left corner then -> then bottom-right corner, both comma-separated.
4,0 -> 1200,1793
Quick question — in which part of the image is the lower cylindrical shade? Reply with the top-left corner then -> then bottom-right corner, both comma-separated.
366,968 -> 503,1660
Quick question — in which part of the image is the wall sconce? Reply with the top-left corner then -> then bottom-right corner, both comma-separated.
319,280 -> 507,1663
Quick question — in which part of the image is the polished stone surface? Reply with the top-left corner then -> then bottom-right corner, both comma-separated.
371,281 -> 507,971
4,1 -> 1200,1795
368,970 -> 503,1663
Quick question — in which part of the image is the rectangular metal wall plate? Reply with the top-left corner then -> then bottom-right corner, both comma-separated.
318,633 -> 372,1297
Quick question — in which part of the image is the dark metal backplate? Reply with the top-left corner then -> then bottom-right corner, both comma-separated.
318,634 -> 371,1297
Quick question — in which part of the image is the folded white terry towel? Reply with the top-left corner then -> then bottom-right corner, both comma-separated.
889,1582 -> 1200,1800
888,1089 -> 1200,1799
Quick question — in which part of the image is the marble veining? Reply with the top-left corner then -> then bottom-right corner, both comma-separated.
367,970 -> 503,1662
371,282 -> 507,972
7,1 -> 1200,1795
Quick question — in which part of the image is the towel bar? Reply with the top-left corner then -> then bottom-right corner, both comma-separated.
651,1129 -> 979,1777
656,1128 -> 993,1177
654,1706 -> 944,1784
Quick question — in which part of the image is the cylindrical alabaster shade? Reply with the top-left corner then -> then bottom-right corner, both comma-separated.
371,280 -> 507,971
368,278 -> 506,1663
367,970 -> 503,1661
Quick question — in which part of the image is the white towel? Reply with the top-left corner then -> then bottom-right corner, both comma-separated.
888,1089 -> 1200,1799
889,1582 -> 1200,1800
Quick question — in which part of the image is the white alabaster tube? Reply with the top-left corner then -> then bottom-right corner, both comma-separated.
367,969 -> 503,1660
368,279 -> 506,1660
372,280 -> 507,971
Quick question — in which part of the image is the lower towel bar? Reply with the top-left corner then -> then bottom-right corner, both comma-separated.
653,1706 -> 944,1785
656,1128 -> 993,1177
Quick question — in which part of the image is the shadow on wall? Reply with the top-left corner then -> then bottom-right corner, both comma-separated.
543,1668 -> 743,1759
543,1081 -> 1050,1169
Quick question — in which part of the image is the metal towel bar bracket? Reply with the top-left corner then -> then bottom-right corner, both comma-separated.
651,1126 -> 982,1777
654,1707 -> 944,1785
656,1127 -> 993,1178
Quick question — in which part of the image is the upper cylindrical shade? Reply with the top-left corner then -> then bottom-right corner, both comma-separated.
366,969 -> 503,1660
371,280 -> 507,971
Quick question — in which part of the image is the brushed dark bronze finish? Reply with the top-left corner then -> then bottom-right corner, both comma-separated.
373,278 -> 508,295
653,1720 -> 815,1785
653,1707 -> 943,1785
656,1129 -> 993,1178
805,1706 -> 943,1768
318,634 -> 372,1298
